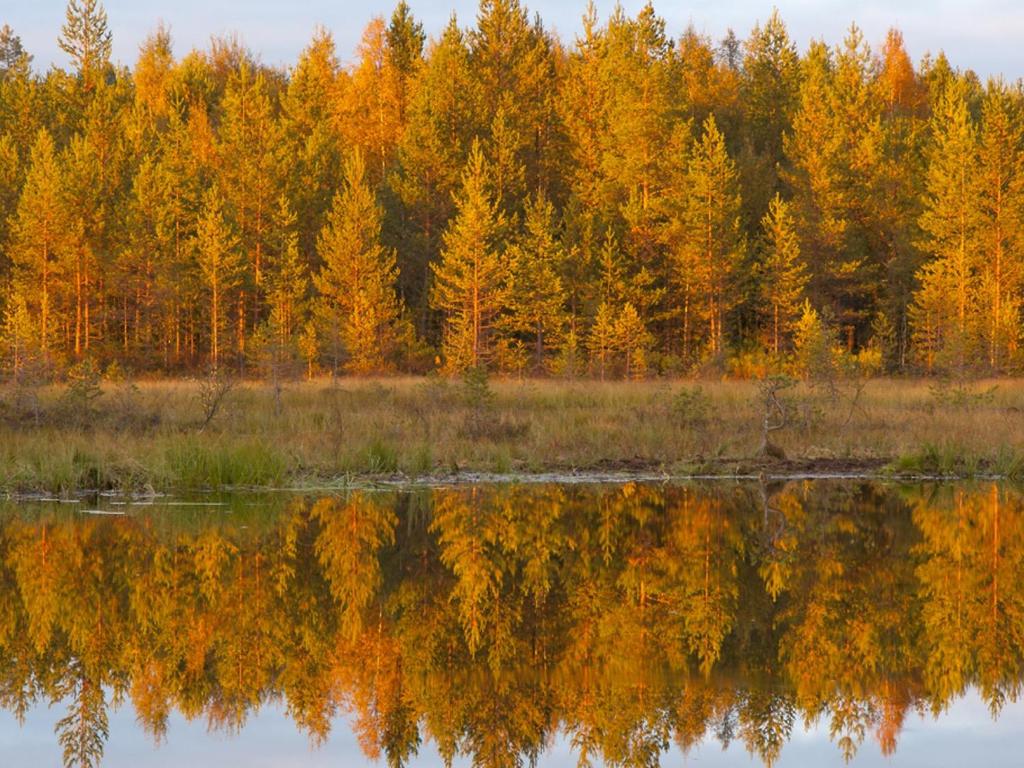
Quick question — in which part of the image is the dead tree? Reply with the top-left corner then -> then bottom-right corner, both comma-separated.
758,375 -> 794,460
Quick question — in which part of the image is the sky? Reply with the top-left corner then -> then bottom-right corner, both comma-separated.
2,688 -> 1022,767
5,0 -> 1024,80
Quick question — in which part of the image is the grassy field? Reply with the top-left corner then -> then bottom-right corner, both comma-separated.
0,375 -> 1022,493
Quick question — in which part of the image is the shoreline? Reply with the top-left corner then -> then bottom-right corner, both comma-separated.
2,376 -> 1023,496
3,458 -> 1019,502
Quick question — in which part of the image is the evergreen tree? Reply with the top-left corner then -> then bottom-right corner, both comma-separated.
501,192 -> 567,371
58,0 -> 112,88
976,79 -> 1024,370
218,62 -> 283,306
194,188 -> 244,368
314,150 -> 403,374
134,24 -> 174,123
0,134 -> 20,272
430,141 -> 506,371
669,115 -> 744,357
911,76 -> 982,371
0,25 -> 29,79
758,194 -> 807,355
280,29 -> 344,263
587,301 -> 616,380
392,17 -> 480,333
8,130 -> 68,356
614,302 -> 651,379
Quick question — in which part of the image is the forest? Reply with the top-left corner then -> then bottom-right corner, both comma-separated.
0,0 -> 1022,380
1,482 -> 1021,767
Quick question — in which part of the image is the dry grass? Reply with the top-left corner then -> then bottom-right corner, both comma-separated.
0,375 -> 1022,493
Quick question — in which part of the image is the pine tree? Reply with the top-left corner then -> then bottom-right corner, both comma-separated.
599,4 -> 678,215
614,302 -> 651,379
502,192 -> 567,371
559,3 -> 608,213
0,134 -> 20,272
758,194 -> 807,354
587,301 -> 616,380
218,62 -> 283,306
251,197 -> 309,386
194,188 -> 244,368
669,115 -> 744,357
340,17 -> 405,185
872,28 -> 926,369
430,141 -> 506,372
391,17 -> 480,332
134,24 -> 174,123
314,150 -> 403,374
976,79 -> 1024,370
912,76 -> 982,371
58,0 -> 112,88
0,25 -> 28,78
471,0 -> 561,196
280,29 -> 344,263
740,10 -> 800,223
9,129 -> 68,356
742,10 -> 800,163
0,292 -> 36,375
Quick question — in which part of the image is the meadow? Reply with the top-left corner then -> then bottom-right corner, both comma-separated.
0,374 -> 1022,494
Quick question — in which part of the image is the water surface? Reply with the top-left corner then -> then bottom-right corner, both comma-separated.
0,480 -> 1021,766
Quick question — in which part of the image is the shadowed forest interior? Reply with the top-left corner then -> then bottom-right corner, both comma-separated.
1,0 -> 1023,380
1,481 -> 1021,767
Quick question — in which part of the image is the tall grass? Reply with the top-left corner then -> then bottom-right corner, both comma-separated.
0,376 -> 1023,492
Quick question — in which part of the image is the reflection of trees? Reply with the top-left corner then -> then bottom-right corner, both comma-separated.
0,481 -> 1021,767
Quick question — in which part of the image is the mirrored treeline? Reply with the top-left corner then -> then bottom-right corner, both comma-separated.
0,481 -> 1021,767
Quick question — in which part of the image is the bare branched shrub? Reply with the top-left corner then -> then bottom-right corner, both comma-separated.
195,368 -> 236,433
757,375 -> 795,459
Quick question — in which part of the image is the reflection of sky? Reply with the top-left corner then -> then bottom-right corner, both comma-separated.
1,689 -> 1021,767
6,1 -> 1024,79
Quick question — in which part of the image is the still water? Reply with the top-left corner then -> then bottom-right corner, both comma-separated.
0,480 -> 1021,767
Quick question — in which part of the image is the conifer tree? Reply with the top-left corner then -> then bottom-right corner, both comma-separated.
9,130 -> 68,356
0,292 -> 36,375
911,76 -> 982,371
0,25 -> 28,79
872,28 -> 926,368
194,188 -> 243,368
587,301 -> 616,380
614,302 -> 651,379
976,80 -> 1024,370
341,17 -> 405,185
58,0 -> 112,87
431,141 -> 506,371
134,24 -> 174,123
0,134 -> 19,271
502,192 -> 567,371
315,150 -> 403,374
758,194 -> 807,354
218,62 -> 282,300
742,10 -> 800,165
599,4 -> 678,214
280,29 -> 344,263
471,0 -> 561,195
392,17 -> 480,330
669,115 -> 744,357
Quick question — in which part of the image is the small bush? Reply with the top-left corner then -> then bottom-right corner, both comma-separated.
672,386 -> 711,427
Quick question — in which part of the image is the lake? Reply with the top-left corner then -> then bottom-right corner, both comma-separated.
0,480 -> 1021,767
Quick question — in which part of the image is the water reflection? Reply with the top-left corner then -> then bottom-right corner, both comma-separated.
0,481 -> 1021,767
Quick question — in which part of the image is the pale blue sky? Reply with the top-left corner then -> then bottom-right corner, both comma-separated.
5,1 -> 1024,79
2,688 -> 1022,767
